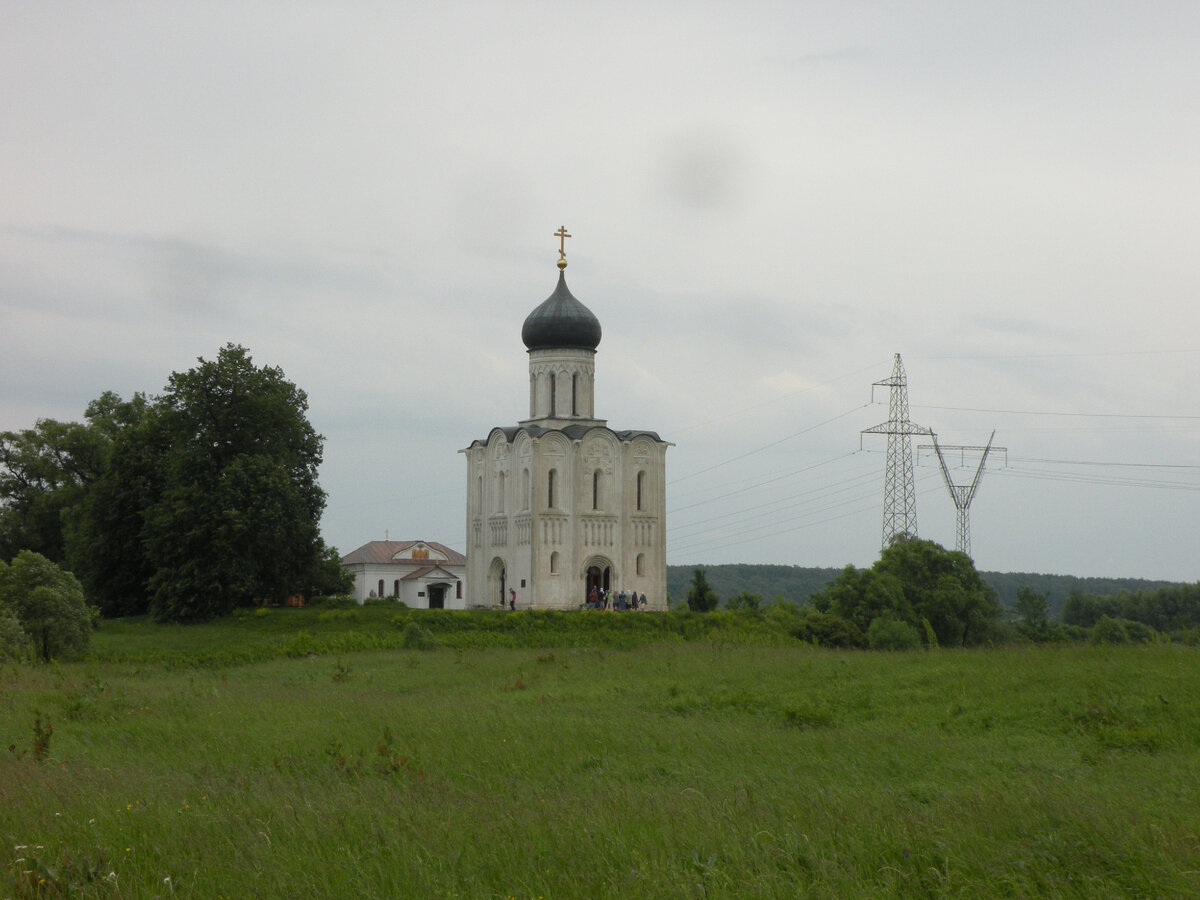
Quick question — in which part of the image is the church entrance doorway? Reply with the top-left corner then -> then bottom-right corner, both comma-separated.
488,557 -> 507,609
428,584 -> 446,609
584,557 -> 613,606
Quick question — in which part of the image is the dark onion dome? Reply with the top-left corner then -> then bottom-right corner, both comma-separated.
522,269 -> 602,351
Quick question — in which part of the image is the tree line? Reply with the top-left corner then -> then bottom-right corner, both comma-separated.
667,564 -> 1183,618
682,538 -> 1000,648
677,540 -> 1200,648
1061,584 -> 1200,634
0,344 -> 347,628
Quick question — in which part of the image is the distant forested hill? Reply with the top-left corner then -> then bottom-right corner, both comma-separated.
666,565 -> 843,606
979,572 -> 1181,619
666,564 -> 1183,619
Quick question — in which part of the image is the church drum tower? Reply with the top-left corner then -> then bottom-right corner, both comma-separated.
461,231 -> 670,610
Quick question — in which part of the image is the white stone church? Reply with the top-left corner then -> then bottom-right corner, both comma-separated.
461,239 -> 670,610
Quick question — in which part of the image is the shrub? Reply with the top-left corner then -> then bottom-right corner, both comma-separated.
790,611 -> 866,649
921,618 -> 939,649
1089,615 -> 1159,645
307,593 -> 359,609
1059,624 -> 1089,642
317,609 -> 358,622
1120,619 -> 1159,644
0,607 -> 28,660
867,616 -> 921,650
725,592 -> 763,612
1091,615 -> 1128,644
398,620 -> 438,651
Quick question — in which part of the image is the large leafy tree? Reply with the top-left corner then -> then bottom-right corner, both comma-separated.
0,392 -> 149,565
812,539 -> 999,647
0,420 -> 105,562
811,564 -> 911,635
142,344 -> 327,620
0,550 -> 94,662
1,348 -> 336,622
64,397 -> 164,616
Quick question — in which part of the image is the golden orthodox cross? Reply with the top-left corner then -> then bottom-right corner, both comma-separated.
554,226 -> 571,260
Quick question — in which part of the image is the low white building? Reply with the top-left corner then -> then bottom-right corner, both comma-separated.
340,540 -> 467,608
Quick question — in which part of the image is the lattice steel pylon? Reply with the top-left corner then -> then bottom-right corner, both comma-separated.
861,354 -> 931,549
920,431 -> 1006,557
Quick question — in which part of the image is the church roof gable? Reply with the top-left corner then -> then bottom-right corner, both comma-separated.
402,565 -> 457,580
465,424 -> 667,449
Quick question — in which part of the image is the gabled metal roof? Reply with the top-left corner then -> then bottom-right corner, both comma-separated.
340,540 -> 466,567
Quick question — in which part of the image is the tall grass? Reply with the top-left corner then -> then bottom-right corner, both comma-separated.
86,604 -> 803,668
2,633 -> 1198,897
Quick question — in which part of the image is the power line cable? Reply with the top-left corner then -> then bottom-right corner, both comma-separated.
670,470 -> 883,538
913,404 -> 1200,420
669,360 -> 887,436
667,451 -> 861,514
670,480 -> 944,558
669,403 -> 870,485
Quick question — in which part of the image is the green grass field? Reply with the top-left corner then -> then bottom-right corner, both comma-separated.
2,611 -> 1199,897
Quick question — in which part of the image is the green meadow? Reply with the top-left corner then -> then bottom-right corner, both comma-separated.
3,608 -> 1199,898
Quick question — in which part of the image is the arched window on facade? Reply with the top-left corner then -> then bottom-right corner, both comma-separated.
636,470 -> 646,511
549,372 -> 556,416
550,551 -> 559,574
548,468 -> 556,508
377,579 -> 384,598
496,471 -> 506,513
522,468 -> 530,511
636,553 -> 645,576
592,469 -> 601,510
393,579 -> 400,597
571,373 -> 578,416
475,475 -> 483,512
456,581 -> 463,599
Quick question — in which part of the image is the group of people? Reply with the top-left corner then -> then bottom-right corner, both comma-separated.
584,586 -> 646,611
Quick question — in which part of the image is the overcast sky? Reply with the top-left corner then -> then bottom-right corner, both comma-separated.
2,2 -> 1198,583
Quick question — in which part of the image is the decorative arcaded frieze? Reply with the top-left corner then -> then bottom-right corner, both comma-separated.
540,516 -> 568,546
632,519 -> 660,546
488,517 -> 508,546
582,515 -> 619,547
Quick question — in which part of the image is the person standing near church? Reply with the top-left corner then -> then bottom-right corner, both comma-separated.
509,587 -> 516,610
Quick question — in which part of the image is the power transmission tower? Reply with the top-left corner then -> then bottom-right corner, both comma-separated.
919,432 -> 1007,557
861,354 -> 931,549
